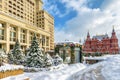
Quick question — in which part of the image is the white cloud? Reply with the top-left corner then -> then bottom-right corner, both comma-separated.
55,0 -> 120,45
42,0 -> 70,17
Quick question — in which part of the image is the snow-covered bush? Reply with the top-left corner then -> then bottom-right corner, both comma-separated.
0,49 -> 7,66
44,53 -> 53,67
65,57 -> 71,64
53,54 -> 63,66
8,40 -> 24,65
25,34 -> 44,68
0,64 -> 24,72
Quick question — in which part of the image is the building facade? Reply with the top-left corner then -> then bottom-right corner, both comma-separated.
83,28 -> 119,54
0,0 -> 54,52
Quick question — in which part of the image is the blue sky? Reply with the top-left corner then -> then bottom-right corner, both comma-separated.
42,0 -> 120,44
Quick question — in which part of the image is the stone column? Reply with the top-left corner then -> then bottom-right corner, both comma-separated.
26,30 -> 29,48
17,27 -> 20,42
49,37 -> 50,50
6,23 -> 10,53
44,36 -> 46,51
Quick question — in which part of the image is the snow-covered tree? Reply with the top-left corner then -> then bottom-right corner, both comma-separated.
44,53 -> 53,67
0,49 -> 7,66
53,54 -> 63,66
26,34 -> 44,68
8,40 -> 24,65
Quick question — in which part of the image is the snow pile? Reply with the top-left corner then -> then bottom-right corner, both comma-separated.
70,54 -> 120,80
24,64 -> 68,72
84,56 -> 108,60
102,55 -> 120,80
24,63 -> 86,80
53,54 -> 63,66
0,64 -> 24,72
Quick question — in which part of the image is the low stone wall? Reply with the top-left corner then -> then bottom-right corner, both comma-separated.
0,69 -> 23,79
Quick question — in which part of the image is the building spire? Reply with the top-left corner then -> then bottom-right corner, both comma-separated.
87,30 -> 90,37
111,26 -> 117,39
87,30 -> 90,40
112,25 -> 115,33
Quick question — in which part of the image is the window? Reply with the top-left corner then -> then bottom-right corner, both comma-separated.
0,44 -> 2,49
41,35 -> 45,46
20,29 -> 26,43
36,34 -> 40,41
29,32 -> 33,43
46,37 -> 49,46
10,45 -> 14,50
10,26 -> 16,42
21,45 -> 26,51
0,5 -> 2,8
0,23 -> 5,40
0,0 -> 2,3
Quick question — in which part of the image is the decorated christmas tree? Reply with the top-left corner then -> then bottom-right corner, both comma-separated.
53,53 -> 63,66
0,49 -> 7,66
8,40 -> 24,65
26,34 -> 44,68
44,53 -> 53,67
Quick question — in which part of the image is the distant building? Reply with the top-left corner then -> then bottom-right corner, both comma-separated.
83,27 -> 119,54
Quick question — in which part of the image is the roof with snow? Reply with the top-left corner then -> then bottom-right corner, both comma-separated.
55,41 -> 81,45
92,34 -> 109,40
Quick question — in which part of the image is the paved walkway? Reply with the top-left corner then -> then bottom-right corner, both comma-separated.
80,66 -> 105,80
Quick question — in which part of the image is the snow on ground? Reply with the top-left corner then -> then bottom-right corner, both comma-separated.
1,63 -> 86,80
24,63 -> 86,80
70,54 -> 120,80
2,54 -> 120,80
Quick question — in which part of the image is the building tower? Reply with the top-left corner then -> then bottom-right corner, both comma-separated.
110,27 -> 119,53
83,31 -> 91,53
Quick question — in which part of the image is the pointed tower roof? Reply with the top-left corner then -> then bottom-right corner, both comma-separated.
111,26 -> 117,39
87,30 -> 90,37
112,26 -> 115,33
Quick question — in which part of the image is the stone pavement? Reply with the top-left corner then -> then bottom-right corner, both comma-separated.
80,66 -> 105,80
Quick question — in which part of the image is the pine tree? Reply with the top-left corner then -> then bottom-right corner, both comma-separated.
53,54 -> 63,66
0,49 -> 7,66
26,34 -> 44,68
44,53 -> 53,67
8,40 -> 24,65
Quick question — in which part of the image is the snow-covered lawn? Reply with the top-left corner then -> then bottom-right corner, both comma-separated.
1,63 -> 86,80
24,63 -> 86,80
2,54 -> 120,80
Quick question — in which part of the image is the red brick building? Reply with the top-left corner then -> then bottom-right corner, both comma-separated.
83,28 -> 119,54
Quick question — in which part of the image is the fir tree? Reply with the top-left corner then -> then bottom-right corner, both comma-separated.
44,53 -> 53,67
8,40 -> 24,65
26,34 -> 44,68
53,54 -> 63,66
0,49 -> 7,66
